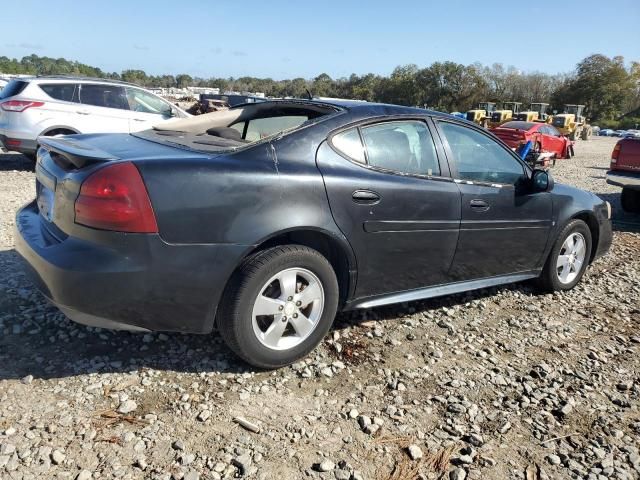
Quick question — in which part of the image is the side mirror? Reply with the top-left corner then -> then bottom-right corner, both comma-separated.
532,169 -> 553,192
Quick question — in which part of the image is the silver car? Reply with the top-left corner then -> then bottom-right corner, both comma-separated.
0,76 -> 189,158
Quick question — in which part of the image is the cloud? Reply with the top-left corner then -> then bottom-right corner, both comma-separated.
210,47 -> 223,54
231,50 -> 247,57
5,42 -> 44,50
282,57 -> 291,63
133,44 -> 149,51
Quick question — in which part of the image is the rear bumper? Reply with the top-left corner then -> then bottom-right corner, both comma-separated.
0,133 -> 38,155
14,201 -> 250,333
606,170 -> 640,189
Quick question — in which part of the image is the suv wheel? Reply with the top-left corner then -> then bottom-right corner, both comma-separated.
218,245 -> 339,368
538,219 -> 592,292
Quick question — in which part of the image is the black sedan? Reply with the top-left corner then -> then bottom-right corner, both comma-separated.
15,99 -> 612,367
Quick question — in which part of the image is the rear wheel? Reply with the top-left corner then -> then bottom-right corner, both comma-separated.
538,219 -> 592,292
621,188 -> 640,213
218,245 -> 339,368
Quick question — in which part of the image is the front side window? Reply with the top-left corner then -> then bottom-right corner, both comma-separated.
79,84 -> 128,110
126,87 -> 172,115
39,83 -> 78,103
439,121 -> 525,185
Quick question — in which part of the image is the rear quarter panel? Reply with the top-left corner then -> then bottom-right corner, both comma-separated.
137,125 -> 343,246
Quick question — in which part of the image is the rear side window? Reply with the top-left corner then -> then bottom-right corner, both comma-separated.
39,83 -> 79,103
439,121 -> 525,185
332,129 -> 365,163
79,84 -> 128,110
361,121 -> 440,176
0,80 -> 29,99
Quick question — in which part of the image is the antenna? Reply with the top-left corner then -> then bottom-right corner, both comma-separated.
305,88 -> 313,100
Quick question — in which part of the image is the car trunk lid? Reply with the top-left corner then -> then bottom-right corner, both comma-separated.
35,133 -> 206,236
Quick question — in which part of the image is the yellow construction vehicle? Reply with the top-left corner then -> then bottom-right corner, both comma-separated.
466,102 -> 495,126
488,102 -> 522,128
514,103 -> 549,122
551,104 -> 592,140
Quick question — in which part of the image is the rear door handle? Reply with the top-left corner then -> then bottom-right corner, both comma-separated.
470,199 -> 490,211
352,189 -> 380,204
76,110 -> 90,115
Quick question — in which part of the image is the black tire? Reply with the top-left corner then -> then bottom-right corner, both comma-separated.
218,245 -> 339,368
621,188 -> 640,213
538,219 -> 592,292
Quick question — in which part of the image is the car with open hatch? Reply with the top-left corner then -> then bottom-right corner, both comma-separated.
15,99 -> 613,368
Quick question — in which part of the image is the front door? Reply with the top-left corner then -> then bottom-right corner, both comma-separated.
435,120 -> 553,280
125,87 -> 175,132
316,118 -> 461,299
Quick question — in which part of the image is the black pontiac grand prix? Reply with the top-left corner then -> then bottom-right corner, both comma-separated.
15,99 -> 613,367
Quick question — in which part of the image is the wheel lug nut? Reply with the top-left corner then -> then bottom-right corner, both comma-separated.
296,301 -> 301,306
293,313 -> 298,318
278,305 -> 283,311
287,296 -> 293,301
282,316 -> 287,322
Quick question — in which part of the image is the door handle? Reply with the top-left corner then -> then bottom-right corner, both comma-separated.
352,189 -> 380,204
470,199 -> 490,212
132,118 -> 146,122
76,110 -> 90,115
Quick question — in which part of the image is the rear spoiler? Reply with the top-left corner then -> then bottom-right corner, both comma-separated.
38,136 -> 119,169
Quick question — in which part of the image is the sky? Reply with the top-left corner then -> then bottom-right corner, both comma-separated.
3,0 -> 639,80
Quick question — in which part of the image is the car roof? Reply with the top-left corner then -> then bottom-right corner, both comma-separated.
26,75 -> 142,87
239,97 -> 452,119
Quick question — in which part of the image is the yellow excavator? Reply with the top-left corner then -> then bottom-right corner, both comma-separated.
515,103 -> 550,122
466,102 -> 495,127
551,104 -> 592,140
488,102 -> 522,128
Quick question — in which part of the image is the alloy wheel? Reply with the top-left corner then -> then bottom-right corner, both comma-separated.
556,232 -> 586,284
251,267 -> 325,350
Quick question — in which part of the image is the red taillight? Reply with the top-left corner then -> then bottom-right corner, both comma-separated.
611,142 -> 621,167
74,162 -> 158,233
0,100 -> 44,112
5,138 -> 21,147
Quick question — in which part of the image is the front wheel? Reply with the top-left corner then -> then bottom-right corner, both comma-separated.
538,219 -> 592,292
218,245 -> 339,368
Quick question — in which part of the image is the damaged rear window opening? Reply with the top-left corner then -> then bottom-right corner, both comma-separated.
133,100 -> 343,153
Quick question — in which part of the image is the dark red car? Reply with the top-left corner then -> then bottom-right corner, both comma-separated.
491,121 -> 573,161
606,138 -> 640,213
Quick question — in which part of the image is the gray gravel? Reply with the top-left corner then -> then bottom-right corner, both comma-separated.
0,137 -> 638,480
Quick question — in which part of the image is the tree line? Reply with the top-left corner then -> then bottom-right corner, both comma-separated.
1,53 -> 638,126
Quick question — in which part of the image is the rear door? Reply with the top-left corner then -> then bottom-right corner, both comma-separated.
125,87 -> 175,132
316,117 -> 461,299
76,83 -> 131,133
36,82 -> 81,131
435,120 -> 552,280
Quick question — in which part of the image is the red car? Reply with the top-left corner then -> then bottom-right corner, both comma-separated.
491,121 -> 573,161
606,138 -> 640,213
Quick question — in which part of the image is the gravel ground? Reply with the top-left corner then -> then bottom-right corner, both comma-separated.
0,137 -> 638,480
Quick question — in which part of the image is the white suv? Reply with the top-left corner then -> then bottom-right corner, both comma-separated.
0,76 -> 189,158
